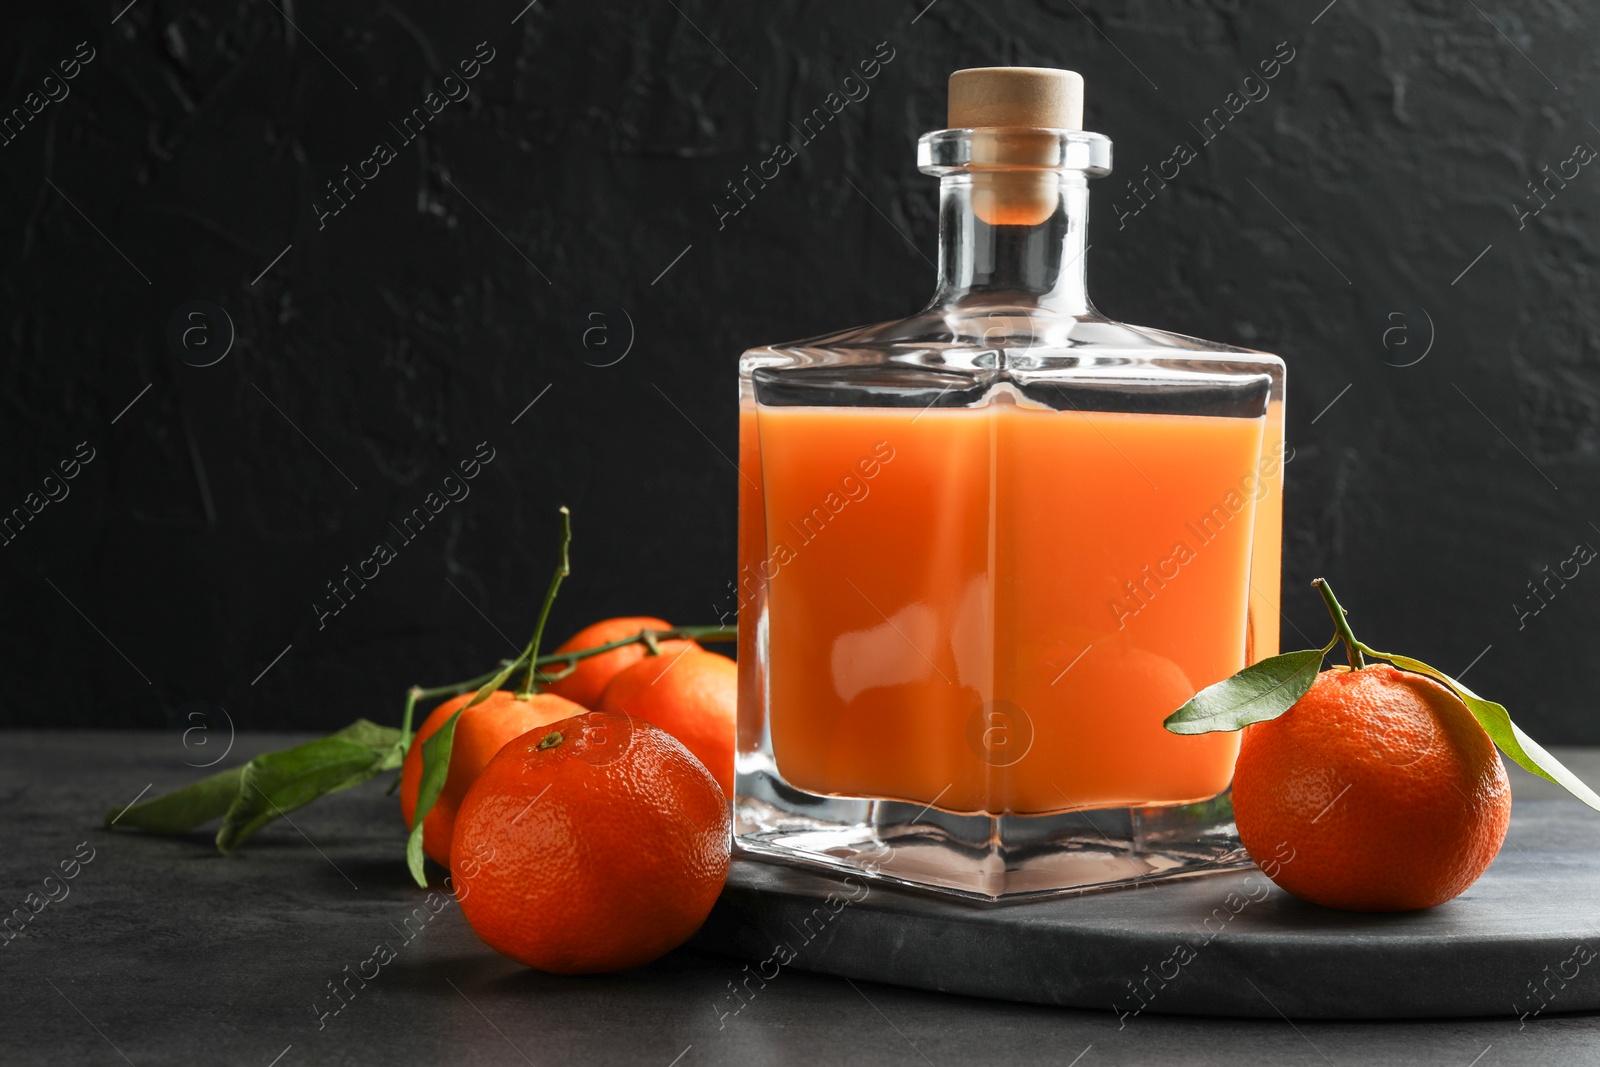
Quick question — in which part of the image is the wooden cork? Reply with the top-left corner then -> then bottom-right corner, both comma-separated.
948,67 -> 1084,131
947,68 -> 1085,226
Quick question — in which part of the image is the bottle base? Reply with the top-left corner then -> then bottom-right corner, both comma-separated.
735,765 -> 1250,902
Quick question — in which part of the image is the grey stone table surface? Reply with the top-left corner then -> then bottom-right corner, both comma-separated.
4,731 -> 1599,1066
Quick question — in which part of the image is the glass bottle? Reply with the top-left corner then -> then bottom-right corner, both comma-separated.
734,68 -> 1286,900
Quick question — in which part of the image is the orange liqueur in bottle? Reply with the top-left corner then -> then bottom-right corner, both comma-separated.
735,68 -> 1285,900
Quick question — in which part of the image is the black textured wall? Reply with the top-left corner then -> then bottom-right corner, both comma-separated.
5,1 -> 1599,740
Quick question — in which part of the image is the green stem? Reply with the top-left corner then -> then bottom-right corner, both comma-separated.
518,507 -> 573,697
645,625 -> 737,643
1312,578 -> 1366,670
399,660 -> 517,749
521,626 -> 735,684
411,668 -> 512,700
534,624 -> 737,660
400,688 -> 421,748
527,625 -> 736,677
403,626 -> 738,737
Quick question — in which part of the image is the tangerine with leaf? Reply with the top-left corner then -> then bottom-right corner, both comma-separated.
1166,578 -> 1600,912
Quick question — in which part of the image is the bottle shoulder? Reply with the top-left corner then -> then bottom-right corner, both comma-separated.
740,306 -> 1283,370
741,306 -> 1283,416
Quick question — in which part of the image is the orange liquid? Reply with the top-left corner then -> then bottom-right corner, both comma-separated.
751,402 -> 1266,814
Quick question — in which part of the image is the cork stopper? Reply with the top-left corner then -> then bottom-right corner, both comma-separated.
946,68 -> 1085,227
948,67 -> 1084,131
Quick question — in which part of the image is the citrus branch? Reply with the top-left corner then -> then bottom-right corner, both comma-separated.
402,626 -> 737,743
400,663 -> 514,745
529,625 -> 734,679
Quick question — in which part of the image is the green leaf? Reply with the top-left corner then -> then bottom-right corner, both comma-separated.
216,737 -> 386,854
330,718 -> 405,772
104,765 -> 246,834
376,743 -> 405,773
102,716 -> 403,844
405,658 -> 523,887
406,707 -> 464,888
1374,652 -> 1600,813
1164,642 -> 1333,735
329,718 -> 403,754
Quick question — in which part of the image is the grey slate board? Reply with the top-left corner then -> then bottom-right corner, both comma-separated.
695,796 -> 1600,1019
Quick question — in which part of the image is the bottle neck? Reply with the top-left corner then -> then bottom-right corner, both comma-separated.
932,171 -> 1092,316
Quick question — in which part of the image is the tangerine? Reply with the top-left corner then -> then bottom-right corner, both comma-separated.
543,616 -> 699,709
596,647 -> 737,797
1232,664 -> 1511,911
450,712 -> 731,974
399,689 -> 584,867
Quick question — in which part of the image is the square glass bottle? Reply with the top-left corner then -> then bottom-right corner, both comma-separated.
734,68 -> 1286,900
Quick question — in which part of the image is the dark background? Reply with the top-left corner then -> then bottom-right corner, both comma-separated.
3,1 -> 1597,739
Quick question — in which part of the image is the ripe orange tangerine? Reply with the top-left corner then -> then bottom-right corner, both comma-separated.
1232,664 -> 1511,912
451,712 -> 731,974
596,647 -> 737,797
543,616 -> 699,709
